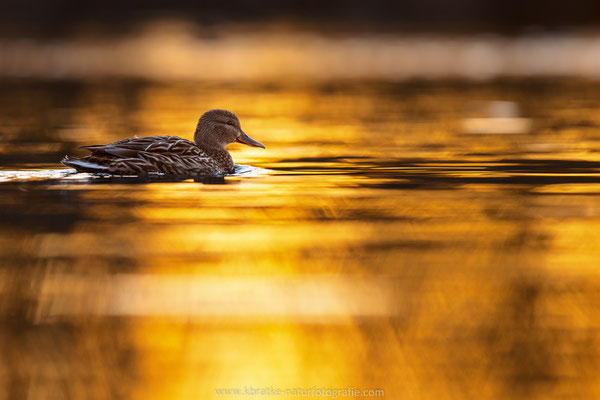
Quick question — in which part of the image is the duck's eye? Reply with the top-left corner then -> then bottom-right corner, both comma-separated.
226,121 -> 235,127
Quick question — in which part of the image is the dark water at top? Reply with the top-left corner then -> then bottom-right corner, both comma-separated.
1,79 -> 600,399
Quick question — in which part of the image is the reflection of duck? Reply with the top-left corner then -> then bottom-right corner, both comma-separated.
61,109 -> 265,176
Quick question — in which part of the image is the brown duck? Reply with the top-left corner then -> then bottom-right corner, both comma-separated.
61,109 -> 265,176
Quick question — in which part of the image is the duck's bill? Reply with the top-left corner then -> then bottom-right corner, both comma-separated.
236,131 -> 265,149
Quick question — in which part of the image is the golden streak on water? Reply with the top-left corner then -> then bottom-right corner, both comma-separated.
38,275 -> 397,319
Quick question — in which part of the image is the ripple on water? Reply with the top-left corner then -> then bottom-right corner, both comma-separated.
0,164 -> 269,183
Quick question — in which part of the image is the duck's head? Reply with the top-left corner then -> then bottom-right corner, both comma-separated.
193,109 -> 265,150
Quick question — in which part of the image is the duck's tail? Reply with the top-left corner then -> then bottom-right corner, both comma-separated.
61,156 -> 109,173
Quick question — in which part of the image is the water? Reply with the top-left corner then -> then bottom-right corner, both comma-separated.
1,79 -> 600,399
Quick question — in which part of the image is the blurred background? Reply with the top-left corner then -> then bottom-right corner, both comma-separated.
4,0 -> 600,81
2,1 -> 600,399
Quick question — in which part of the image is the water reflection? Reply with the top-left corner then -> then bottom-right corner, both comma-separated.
1,80 -> 600,399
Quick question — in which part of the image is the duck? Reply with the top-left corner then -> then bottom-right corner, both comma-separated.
61,109 -> 265,176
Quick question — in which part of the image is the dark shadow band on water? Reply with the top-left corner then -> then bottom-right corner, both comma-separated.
84,174 -> 232,185
268,157 -> 600,189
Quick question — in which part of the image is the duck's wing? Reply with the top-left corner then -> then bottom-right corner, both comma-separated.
69,135 -> 220,175
81,135 -> 204,158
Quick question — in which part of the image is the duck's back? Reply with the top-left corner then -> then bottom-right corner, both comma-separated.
62,135 -> 230,176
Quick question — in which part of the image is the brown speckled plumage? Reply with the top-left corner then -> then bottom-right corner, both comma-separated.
61,109 -> 265,176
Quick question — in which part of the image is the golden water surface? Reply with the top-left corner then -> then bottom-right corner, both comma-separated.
1,80 -> 600,399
